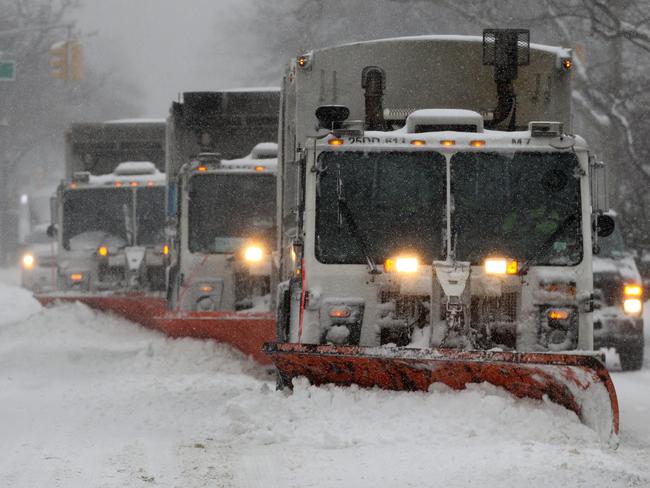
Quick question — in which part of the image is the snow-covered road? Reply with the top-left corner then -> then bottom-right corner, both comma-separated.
1,268 -> 649,487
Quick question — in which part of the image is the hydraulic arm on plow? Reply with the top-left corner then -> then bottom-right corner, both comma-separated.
265,30 -> 620,446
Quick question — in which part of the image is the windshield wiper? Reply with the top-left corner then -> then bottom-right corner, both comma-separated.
336,165 -> 379,274
122,203 -> 134,246
519,213 -> 578,274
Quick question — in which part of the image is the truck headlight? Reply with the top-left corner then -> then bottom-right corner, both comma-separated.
22,253 -> 35,270
385,255 -> 419,273
623,284 -> 643,316
243,245 -> 264,263
484,257 -> 518,275
623,298 -> 643,316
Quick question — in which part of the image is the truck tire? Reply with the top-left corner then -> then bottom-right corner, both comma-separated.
620,339 -> 645,371
274,281 -> 296,391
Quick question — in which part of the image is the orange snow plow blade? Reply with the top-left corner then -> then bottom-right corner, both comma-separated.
35,293 -> 166,329
263,343 -> 620,447
156,311 -> 275,364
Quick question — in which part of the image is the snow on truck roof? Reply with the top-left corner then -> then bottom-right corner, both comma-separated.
250,142 -> 278,159
211,143 -> 278,173
71,161 -> 166,187
314,34 -> 571,57
405,109 -> 484,132
113,161 -> 157,175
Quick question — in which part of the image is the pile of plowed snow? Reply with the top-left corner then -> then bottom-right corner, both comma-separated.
0,276 -> 41,325
1,273 -> 648,487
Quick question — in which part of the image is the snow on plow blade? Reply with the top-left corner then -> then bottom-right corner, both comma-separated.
35,293 -> 166,329
155,312 -> 276,364
263,343 -> 620,447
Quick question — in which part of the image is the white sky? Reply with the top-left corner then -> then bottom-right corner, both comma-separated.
78,0 -> 253,117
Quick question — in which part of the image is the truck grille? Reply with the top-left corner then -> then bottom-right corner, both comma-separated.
470,292 -> 518,325
470,292 -> 518,348
379,291 -> 429,320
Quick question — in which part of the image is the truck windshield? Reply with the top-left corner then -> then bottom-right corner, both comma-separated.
136,186 -> 165,246
188,173 -> 275,253
316,151 -> 446,264
451,151 -> 582,266
62,188 -> 131,251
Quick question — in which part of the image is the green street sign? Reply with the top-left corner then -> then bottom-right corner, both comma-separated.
0,61 -> 16,81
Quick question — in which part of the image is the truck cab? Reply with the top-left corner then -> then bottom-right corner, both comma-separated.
55,161 -> 166,291
279,111 -> 599,353
168,147 -> 277,311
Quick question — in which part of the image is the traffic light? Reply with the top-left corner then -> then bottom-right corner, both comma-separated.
49,40 -> 83,81
49,41 -> 68,79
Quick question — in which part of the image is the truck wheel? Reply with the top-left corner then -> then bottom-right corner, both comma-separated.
620,339 -> 644,371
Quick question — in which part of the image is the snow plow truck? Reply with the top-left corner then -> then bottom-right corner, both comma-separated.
263,30 -> 620,446
36,120 -> 168,327
156,90 -> 279,363
593,212 -> 645,371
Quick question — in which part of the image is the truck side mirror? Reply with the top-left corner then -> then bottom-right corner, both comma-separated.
595,214 -> 615,237
315,105 -> 350,130
46,224 -> 58,238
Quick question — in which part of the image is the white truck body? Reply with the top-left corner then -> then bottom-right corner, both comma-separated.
165,91 -> 280,312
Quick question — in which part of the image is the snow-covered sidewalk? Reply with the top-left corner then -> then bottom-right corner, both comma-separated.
0,270 -> 648,487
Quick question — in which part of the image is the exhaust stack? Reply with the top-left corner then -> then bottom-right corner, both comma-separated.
482,29 -> 530,130
361,66 -> 386,130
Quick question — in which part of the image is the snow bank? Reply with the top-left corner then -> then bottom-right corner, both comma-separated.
216,379 -> 598,448
0,269 -> 41,326
0,283 -> 648,487
608,298 -> 650,443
